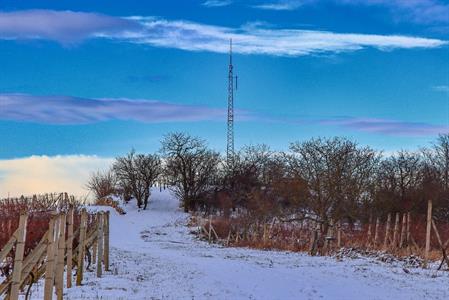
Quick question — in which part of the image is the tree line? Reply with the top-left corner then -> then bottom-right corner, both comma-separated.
87,133 -> 449,225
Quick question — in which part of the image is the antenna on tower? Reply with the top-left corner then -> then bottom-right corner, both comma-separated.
227,38 -> 237,166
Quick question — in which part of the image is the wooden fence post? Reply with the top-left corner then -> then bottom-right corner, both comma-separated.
366,215 -> 372,247
383,213 -> 391,250
337,221 -> 341,248
373,217 -> 380,247
96,212 -> 104,278
430,219 -> 449,270
66,208 -> 74,288
76,209 -> 87,286
392,212 -> 400,249
309,222 -> 320,256
208,216 -> 212,243
424,199 -> 433,268
104,211 -> 110,272
399,213 -> 406,248
406,212 -> 411,252
44,214 -> 58,300
10,213 -> 28,300
55,213 -> 66,300
92,239 -> 97,265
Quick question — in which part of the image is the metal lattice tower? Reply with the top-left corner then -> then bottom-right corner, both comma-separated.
227,39 -> 236,165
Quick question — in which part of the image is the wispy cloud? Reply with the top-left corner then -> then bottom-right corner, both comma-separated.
433,85 -> 449,94
0,10 -> 445,56
320,116 -> 449,136
253,1 -> 449,24
0,93 -> 228,124
202,0 -> 232,7
253,113 -> 449,136
0,10 -> 140,44
1,91 -> 445,137
108,17 -> 448,56
253,1 -> 305,11
339,0 -> 449,24
0,155 -> 112,198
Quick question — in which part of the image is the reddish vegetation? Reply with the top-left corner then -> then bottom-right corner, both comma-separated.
0,194 -> 95,277
197,213 -> 449,262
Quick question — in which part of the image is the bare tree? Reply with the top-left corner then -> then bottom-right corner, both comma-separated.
375,150 -> 422,213
86,170 -> 117,200
135,153 -> 162,209
161,132 -> 220,212
223,145 -> 274,206
288,137 -> 379,227
113,150 -> 162,209
423,134 -> 449,190
421,135 -> 449,218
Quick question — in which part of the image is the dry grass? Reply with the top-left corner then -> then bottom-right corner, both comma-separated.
195,214 -> 449,266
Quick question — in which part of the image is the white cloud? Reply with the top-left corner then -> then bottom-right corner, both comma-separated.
433,85 -> 449,94
0,10 -> 445,56
253,1 -> 306,11
0,155 -> 113,198
119,17 -> 447,56
202,0 -> 232,7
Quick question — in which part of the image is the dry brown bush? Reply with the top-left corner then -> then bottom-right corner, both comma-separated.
0,193 -> 94,276
94,197 -> 126,215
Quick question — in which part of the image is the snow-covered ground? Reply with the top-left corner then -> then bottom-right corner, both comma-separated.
57,188 -> 449,300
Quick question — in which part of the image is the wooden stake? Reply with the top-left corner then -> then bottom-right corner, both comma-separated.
366,215 -> 372,247
309,224 -> 319,256
92,239 -> 97,265
76,209 -> 87,286
208,216 -> 212,243
263,224 -> 267,243
10,213 -> 28,300
406,212 -> 411,252
383,213 -> 391,250
226,230 -> 231,246
325,219 -> 334,254
392,212 -> 400,249
66,208 -> 74,288
96,213 -> 104,278
104,211 -> 110,272
337,221 -> 341,248
44,214 -> 57,300
431,219 -> 449,270
399,213 -> 406,248
55,214 -> 66,300
373,217 -> 380,247
424,199 -> 433,268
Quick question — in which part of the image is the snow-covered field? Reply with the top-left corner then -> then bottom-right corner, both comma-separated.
55,188 -> 449,300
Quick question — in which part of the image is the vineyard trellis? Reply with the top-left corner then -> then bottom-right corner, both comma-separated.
197,199 -> 449,269
0,193 -> 110,300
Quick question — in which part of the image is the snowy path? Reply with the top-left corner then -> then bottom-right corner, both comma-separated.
65,189 -> 449,300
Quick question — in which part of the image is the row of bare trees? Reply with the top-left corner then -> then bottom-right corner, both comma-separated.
87,133 -> 449,221
87,151 -> 161,209
214,135 -> 449,224
87,133 -> 219,211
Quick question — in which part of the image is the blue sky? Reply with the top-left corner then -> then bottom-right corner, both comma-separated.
0,0 -> 448,196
